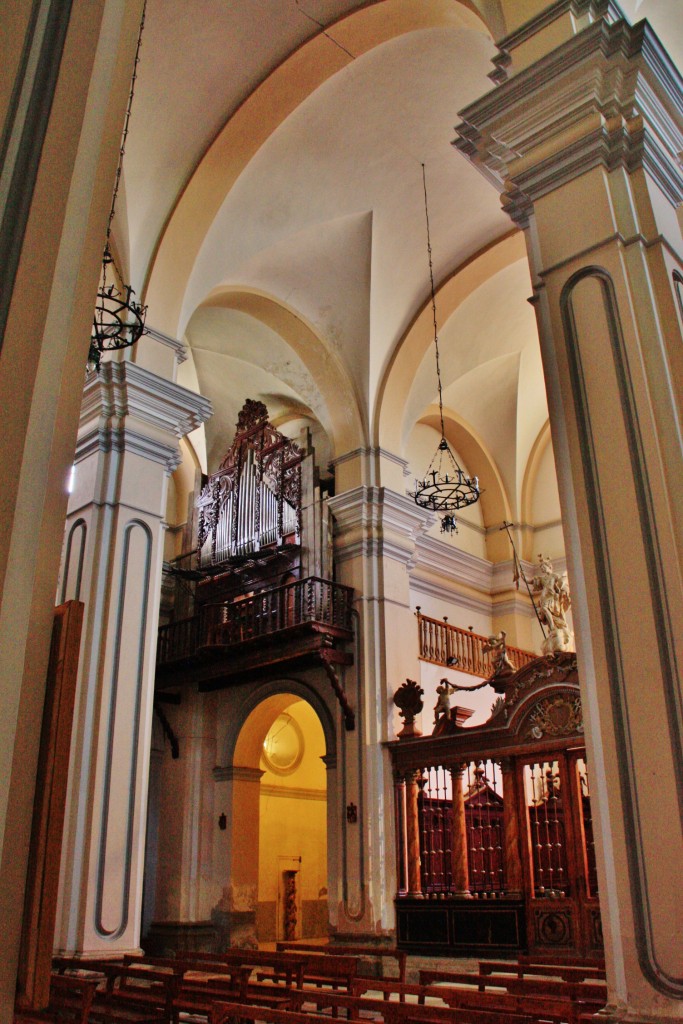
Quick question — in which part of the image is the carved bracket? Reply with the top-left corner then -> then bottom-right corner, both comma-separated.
321,655 -> 355,731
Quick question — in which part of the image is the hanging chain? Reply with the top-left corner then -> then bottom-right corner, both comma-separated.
422,162 -> 445,440
104,0 -> 147,278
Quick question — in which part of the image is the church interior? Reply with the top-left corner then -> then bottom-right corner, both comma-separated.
1,1 -> 682,1022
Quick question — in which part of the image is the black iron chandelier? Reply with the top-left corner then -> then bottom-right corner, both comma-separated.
88,1 -> 148,372
411,164 -> 480,534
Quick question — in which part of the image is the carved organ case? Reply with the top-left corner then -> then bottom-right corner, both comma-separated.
195,400 -> 333,599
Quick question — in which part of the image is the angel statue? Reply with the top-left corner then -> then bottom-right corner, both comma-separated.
482,630 -> 515,687
530,555 -> 573,654
433,678 -> 458,725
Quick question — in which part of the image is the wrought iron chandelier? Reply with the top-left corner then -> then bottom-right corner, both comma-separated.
411,164 -> 480,534
88,1 -> 148,372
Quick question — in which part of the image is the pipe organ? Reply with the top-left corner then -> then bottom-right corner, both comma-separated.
196,399 -> 304,568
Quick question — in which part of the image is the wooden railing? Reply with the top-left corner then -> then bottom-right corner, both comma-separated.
157,576 -> 353,666
416,610 -> 536,678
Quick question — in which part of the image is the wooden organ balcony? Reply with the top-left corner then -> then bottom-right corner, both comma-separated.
157,575 -> 353,674
388,651 -> 602,959
156,401 -> 354,726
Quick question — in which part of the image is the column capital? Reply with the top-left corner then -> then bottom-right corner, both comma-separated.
327,486 -> 433,565
455,16 -> 683,226
76,361 -> 212,472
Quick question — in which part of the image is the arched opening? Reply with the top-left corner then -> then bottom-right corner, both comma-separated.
230,690 -> 331,946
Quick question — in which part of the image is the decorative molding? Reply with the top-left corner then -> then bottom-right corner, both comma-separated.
95,519 -> 152,940
144,325 -> 188,363
328,486 -> 433,565
455,17 -> 683,226
330,447 -> 410,474
260,784 -> 326,802
560,266 -> 683,997
411,535 -> 492,591
212,765 -> 265,783
76,362 -> 212,472
489,0 -> 623,83
409,576 -> 492,617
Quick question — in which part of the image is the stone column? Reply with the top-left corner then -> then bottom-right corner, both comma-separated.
455,8 -> 683,1020
328,465 -> 432,933
55,357 -> 211,956
449,764 -> 471,897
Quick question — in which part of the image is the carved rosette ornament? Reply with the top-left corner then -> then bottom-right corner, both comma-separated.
393,679 -> 424,738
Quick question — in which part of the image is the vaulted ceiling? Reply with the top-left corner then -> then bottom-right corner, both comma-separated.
115,0 -> 682,529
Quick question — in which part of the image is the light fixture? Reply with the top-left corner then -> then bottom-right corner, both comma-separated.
88,1 -> 148,372
411,164 -> 479,534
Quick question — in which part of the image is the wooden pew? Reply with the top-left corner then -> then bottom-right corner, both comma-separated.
51,974 -> 98,1024
287,983 -> 539,1024
256,952 -> 358,992
211,997 -> 535,1024
51,958 -> 174,1024
124,952 -> 293,1021
418,969 -> 607,1024
180,950 -> 308,990
276,941 -> 407,982
478,960 -> 607,983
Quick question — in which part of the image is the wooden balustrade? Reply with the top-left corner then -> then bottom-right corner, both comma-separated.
416,610 -> 536,677
157,576 -> 353,666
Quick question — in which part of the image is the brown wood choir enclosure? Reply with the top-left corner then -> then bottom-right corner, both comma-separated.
387,652 -> 602,959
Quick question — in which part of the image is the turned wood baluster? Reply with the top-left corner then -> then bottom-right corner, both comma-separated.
449,763 -> 471,896
500,757 -> 523,897
405,770 -> 423,896
393,772 -> 408,895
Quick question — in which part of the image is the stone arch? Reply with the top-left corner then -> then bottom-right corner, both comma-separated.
375,231 -> 525,453
221,676 -> 337,772
217,678 -> 337,945
195,287 -> 365,458
144,0 -> 495,333
520,420 -> 552,558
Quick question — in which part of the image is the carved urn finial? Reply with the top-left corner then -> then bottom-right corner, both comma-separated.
393,679 -> 424,738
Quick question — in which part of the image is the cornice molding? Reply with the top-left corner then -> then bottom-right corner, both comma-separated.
489,0 -> 623,83
328,487 -> 433,565
330,447 -> 410,473
260,784 -> 326,801
77,362 -> 212,471
144,325 -> 188,364
411,534 -> 492,591
455,17 -> 683,226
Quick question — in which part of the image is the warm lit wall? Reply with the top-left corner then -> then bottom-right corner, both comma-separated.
257,700 -> 327,941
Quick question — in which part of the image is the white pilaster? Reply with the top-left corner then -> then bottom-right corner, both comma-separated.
455,8 -> 683,1019
55,361 -> 211,955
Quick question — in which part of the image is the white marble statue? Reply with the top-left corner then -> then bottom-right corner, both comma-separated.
530,555 -> 573,654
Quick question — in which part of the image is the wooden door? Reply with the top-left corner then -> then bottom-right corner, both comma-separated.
518,749 -> 603,957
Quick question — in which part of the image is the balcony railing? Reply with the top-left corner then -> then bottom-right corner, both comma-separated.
417,610 -> 536,678
157,576 -> 353,667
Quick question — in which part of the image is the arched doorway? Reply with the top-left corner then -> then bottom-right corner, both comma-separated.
229,690 -> 332,947
258,700 -> 328,942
